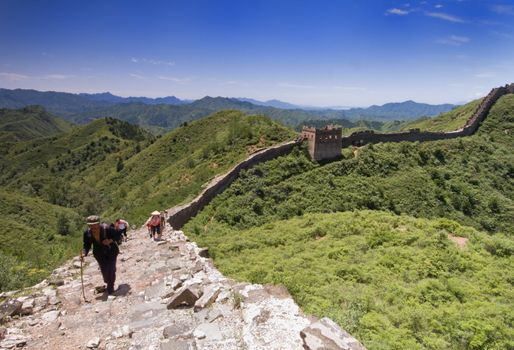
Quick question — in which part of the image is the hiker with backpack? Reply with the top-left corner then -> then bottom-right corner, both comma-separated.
80,215 -> 121,295
115,218 -> 129,242
146,210 -> 162,240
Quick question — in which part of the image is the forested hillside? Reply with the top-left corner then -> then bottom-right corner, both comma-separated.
184,94 -> 514,349
0,108 -> 294,291
0,105 -> 72,142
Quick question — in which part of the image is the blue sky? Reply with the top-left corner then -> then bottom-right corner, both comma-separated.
0,0 -> 513,107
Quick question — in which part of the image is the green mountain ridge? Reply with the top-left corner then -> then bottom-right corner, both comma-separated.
0,105 -> 73,142
0,88 -> 457,134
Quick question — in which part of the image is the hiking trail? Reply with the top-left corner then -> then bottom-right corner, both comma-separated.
0,225 -> 365,350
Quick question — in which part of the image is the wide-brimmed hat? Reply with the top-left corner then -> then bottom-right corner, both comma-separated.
151,210 -> 161,216
86,215 -> 100,225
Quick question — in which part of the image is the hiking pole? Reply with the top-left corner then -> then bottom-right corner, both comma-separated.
80,254 -> 90,303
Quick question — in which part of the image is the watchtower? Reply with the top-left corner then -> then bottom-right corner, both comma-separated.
301,125 -> 342,161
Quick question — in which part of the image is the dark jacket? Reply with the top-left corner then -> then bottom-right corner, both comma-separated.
83,224 -> 120,261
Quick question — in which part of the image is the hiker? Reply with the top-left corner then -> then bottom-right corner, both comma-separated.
146,210 -> 162,240
115,218 -> 129,242
80,215 -> 121,295
160,211 -> 166,234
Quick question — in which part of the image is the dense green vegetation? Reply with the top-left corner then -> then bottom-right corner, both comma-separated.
0,106 -> 72,142
402,98 -> 483,132
0,190 -> 82,291
0,108 -> 294,291
187,211 -> 513,350
184,94 -> 514,349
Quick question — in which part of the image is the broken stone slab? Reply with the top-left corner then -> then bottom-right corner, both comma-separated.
41,310 -> 60,323
20,299 -> 35,316
162,321 -> 193,339
48,296 -> 60,305
42,287 -> 57,298
33,296 -> 48,311
111,325 -> 132,339
300,317 -> 367,350
0,300 -> 22,319
167,261 -> 182,271
160,339 -> 191,350
166,286 -> 201,309
165,277 -> 183,291
0,334 -> 28,349
193,285 -> 221,312
194,323 -> 223,341
178,274 -> 190,282
48,278 -> 64,286
86,336 -> 101,348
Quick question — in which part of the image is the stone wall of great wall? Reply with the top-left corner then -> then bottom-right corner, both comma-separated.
341,83 -> 514,147
166,139 -> 302,229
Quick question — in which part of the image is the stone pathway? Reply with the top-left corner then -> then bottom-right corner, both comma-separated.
0,226 -> 365,350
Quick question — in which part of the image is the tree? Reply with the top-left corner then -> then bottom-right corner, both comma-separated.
56,213 -> 70,235
116,158 -> 124,172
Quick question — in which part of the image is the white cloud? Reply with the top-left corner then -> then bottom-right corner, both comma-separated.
386,8 -> 409,15
425,12 -> 465,23
491,5 -> 514,15
131,57 -> 175,66
129,73 -> 145,79
157,75 -> 191,83
42,74 -> 75,80
437,35 -> 470,45
0,72 -> 30,81
435,4 -> 443,9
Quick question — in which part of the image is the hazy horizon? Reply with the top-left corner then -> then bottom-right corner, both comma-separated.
1,0 -> 513,106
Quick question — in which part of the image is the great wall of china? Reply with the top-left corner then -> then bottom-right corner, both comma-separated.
340,83 -> 514,147
167,83 -> 514,228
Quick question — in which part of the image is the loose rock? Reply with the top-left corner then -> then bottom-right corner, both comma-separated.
0,300 -> 22,319
300,317 -> 367,350
166,287 -> 200,309
86,336 -> 100,348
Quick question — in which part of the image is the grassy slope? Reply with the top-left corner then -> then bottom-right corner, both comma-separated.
0,106 -> 72,142
0,190 -> 82,291
100,110 -> 295,223
187,211 -> 513,350
401,98 -> 483,132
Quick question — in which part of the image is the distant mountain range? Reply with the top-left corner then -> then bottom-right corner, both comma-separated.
0,88 -> 457,132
